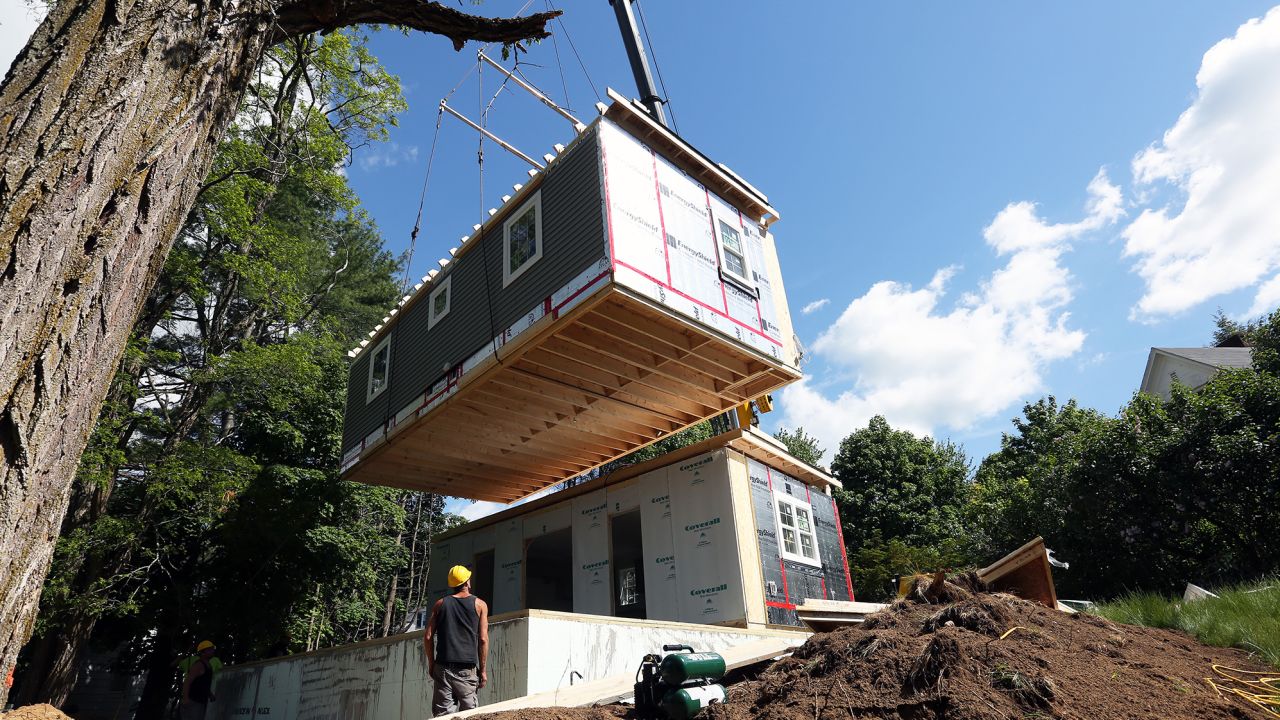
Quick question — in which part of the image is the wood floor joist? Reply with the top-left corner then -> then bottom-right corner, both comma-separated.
342,284 -> 801,501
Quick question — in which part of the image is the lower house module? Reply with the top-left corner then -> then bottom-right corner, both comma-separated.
427,427 -> 855,628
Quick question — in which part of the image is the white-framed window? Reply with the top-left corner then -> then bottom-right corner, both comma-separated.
428,275 -> 451,329
503,191 -> 543,287
774,491 -> 821,567
366,335 -> 391,403
716,219 -> 751,288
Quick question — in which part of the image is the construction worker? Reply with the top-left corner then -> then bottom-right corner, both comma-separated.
425,565 -> 489,715
179,640 -> 219,719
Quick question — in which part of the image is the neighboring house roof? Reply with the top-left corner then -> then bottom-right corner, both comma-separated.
1154,347 -> 1255,369
1139,346 -> 1255,399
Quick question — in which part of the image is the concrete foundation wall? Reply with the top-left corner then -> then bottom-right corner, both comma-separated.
206,611 -> 804,719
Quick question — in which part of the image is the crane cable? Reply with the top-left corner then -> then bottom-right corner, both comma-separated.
402,107 -> 444,293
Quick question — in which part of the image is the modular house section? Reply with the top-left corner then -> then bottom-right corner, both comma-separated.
339,95 -> 802,502
425,428 -> 853,628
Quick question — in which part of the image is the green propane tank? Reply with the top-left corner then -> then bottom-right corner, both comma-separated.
661,684 -> 727,720
658,652 -> 726,685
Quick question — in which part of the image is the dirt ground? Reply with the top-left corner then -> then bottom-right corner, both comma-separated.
474,576 -> 1273,720
0,705 -> 72,720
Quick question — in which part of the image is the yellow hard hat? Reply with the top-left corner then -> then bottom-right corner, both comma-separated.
197,640 -> 215,652
448,565 -> 472,588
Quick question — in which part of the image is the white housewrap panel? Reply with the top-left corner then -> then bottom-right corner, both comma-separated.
655,154 -> 723,312
668,451 -> 747,624
600,120 -> 785,364
638,467 -> 679,621
430,534 -> 473,599
493,518 -> 523,614
522,504 -> 571,539
601,123 -> 666,283
471,523 -> 496,553
571,490 -> 612,615
607,478 -> 641,515
748,230 -> 782,341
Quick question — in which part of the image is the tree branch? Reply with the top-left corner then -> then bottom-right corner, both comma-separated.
271,0 -> 561,49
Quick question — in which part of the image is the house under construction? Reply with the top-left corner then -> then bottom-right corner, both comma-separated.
207,82 -> 857,718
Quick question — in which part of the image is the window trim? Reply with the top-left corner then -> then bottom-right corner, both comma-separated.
715,218 -> 756,296
366,335 -> 392,403
503,190 -> 544,288
773,490 -> 821,567
427,274 -> 452,329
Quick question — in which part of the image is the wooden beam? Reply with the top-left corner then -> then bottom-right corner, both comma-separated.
515,349 -> 711,421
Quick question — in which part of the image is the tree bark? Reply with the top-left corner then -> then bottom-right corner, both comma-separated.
0,0 -> 557,705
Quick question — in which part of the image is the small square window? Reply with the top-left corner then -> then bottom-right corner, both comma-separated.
367,336 -> 391,403
774,491 -> 821,567
718,220 -> 749,283
503,191 -> 543,287
428,275 -> 451,329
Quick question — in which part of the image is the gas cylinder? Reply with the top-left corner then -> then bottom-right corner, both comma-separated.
658,652 -> 726,685
660,683 -> 727,720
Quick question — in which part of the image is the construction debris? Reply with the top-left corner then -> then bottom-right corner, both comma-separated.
976,536 -> 1059,609
794,599 -> 888,633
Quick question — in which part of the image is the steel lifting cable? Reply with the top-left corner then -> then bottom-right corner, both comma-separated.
545,0 -> 600,103
543,0 -> 573,112
402,108 -> 444,293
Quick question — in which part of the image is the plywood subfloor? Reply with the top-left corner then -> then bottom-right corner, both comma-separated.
342,285 -> 800,502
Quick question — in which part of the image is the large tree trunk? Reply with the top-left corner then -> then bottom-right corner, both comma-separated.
0,0 -> 556,705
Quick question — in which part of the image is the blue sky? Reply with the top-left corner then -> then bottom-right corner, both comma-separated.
5,2 -> 1280,518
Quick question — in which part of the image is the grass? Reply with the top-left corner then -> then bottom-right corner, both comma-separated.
1092,580 -> 1280,669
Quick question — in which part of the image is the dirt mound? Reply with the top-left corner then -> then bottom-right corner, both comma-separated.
0,705 -> 73,720
472,579 -> 1272,720
706,583 -> 1266,720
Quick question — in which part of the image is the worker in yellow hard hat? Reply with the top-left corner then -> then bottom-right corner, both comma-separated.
425,565 -> 490,715
179,639 -> 220,719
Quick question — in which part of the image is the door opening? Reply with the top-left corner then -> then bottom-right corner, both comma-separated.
610,510 -> 646,618
525,527 -> 573,612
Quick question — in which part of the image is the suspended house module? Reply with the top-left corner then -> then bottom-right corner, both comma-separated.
341,91 -> 802,502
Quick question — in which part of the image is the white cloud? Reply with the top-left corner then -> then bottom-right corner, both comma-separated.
779,171 -> 1120,454
0,1 -> 43,75
446,483 -> 561,524
1123,6 -> 1280,319
801,298 -> 830,315
456,500 -> 506,522
357,142 -> 419,170
1246,272 -> 1280,318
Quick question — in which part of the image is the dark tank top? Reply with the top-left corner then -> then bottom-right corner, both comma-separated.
436,594 -> 479,665
190,659 -> 214,703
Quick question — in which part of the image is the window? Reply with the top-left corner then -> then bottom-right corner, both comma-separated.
775,492 -> 820,566
366,336 -> 391,402
717,219 -> 750,285
428,275 -> 451,329
503,191 -> 543,287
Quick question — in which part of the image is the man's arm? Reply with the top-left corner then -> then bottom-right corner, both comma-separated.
424,598 -> 444,679
181,661 -> 204,704
476,598 -> 489,689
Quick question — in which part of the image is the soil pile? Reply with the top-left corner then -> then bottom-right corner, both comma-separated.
707,575 -> 1267,720
472,576 -> 1272,719
0,705 -> 73,720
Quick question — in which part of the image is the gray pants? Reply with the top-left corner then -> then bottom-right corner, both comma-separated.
179,702 -> 207,720
432,664 -> 479,716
